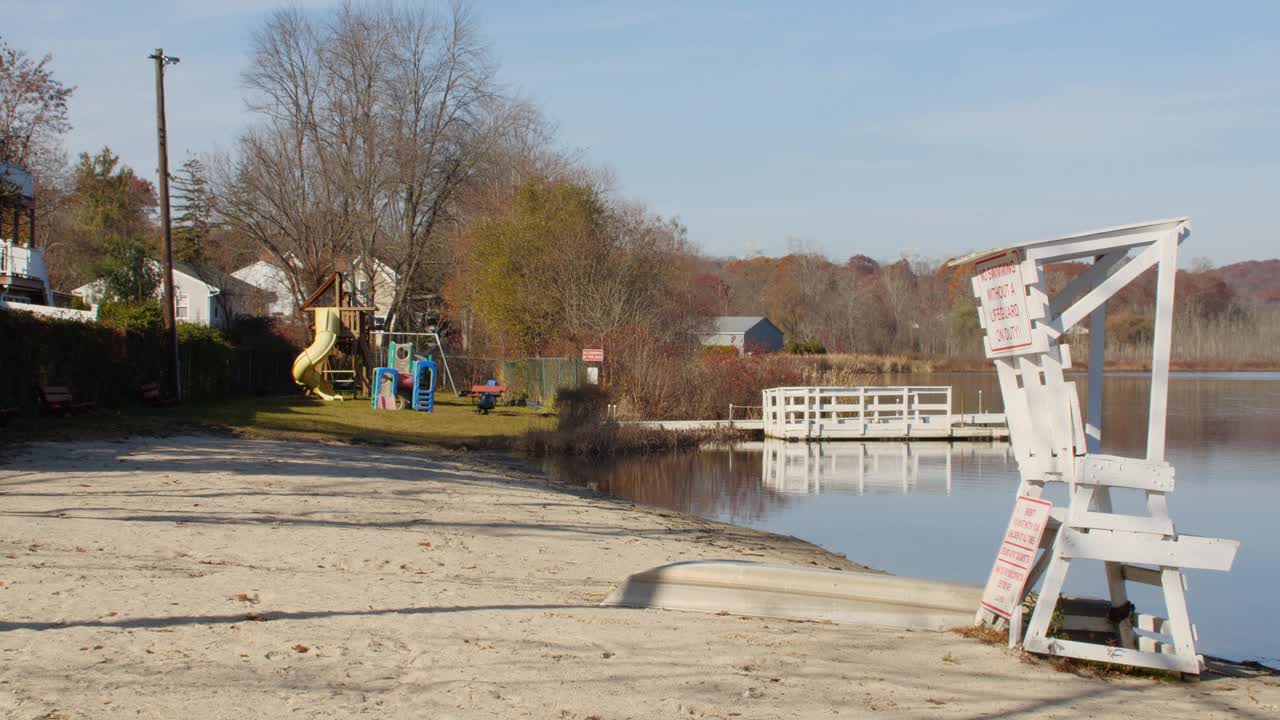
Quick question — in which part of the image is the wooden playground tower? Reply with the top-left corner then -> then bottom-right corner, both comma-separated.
953,218 -> 1239,675
298,271 -> 376,397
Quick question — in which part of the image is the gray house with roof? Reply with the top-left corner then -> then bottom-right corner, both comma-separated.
697,316 -> 784,353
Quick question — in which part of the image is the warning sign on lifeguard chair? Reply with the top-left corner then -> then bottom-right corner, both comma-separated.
951,218 -> 1240,675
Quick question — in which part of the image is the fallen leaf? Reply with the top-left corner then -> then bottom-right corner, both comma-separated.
292,644 -> 310,653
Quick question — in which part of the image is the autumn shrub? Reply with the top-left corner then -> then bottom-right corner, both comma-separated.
784,339 -> 827,355
555,384 -> 612,430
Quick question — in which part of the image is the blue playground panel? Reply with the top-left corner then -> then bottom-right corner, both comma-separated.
412,358 -> 436,412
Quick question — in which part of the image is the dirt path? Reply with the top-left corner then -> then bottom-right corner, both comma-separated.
1,436 -> 1275,719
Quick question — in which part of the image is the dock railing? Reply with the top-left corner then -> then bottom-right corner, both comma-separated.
762,386 -> 953,440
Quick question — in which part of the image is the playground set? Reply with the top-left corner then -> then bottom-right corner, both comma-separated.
290,271 -> 504,413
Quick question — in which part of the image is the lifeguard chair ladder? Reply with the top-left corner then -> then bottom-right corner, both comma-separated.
952,218 -> 1238,675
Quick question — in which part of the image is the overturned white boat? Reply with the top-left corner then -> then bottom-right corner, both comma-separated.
602,560 -> 982,631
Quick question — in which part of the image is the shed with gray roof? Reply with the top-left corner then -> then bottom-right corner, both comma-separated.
697,316 -> 783,353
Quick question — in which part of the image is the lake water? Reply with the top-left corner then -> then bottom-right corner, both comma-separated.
539,372 -> 1280,665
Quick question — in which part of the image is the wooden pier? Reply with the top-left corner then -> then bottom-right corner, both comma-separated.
627,386 -> 1008,441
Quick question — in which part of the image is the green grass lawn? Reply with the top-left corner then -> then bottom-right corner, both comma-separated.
6,393 -> 555,450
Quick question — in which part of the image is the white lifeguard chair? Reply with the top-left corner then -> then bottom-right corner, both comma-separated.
951,218 -> 1239,675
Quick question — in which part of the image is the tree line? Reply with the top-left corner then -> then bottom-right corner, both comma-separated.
3,6 -> 1277,376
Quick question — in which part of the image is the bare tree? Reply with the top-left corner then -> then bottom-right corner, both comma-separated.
216,2 -> 499,327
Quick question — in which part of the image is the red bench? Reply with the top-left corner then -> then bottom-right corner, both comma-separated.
37,385 -> 96,415
139,381 -> 178,406
463,384 -> 508,415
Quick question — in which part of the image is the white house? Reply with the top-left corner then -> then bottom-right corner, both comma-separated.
230,255 -> 399,322
73,262 -> 268,330
352,255 -> 399,321
231,259 -> 296,316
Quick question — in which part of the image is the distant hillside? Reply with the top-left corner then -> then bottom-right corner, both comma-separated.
1210,260 -> 1280,303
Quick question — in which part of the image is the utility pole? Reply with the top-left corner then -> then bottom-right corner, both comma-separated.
149,49 -> 181,401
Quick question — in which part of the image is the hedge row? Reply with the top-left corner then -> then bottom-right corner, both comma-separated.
0,309 -> 293,413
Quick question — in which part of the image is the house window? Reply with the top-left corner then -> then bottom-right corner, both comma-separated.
175,290 -> 189,320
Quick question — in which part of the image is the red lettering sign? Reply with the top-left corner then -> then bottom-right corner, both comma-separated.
974,251 -> 1034,356
980,495 -> 1053,619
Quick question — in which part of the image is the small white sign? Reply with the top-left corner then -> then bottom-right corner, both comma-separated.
980,495 -> 1053,619
974,250 -> 1034,356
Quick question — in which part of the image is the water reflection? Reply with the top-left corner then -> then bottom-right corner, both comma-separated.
540,440 -> 1016,525
760,440 -> 1012,496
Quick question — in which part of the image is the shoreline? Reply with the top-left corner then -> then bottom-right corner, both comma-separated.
2,434 -> 1277,717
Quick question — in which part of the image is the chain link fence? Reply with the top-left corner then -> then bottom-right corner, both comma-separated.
450,356 -> 586,407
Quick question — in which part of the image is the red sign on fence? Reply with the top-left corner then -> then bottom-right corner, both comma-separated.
582,348 -> 604,362
980,495 -> 1052,619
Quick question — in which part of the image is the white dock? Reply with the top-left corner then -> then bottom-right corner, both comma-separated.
627,416 -> 1006,440
763,386 -> 1006,440
628,386 -> 1008,441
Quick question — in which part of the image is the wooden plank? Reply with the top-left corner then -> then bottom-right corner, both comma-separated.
1057,529 -> 1238,571
1023,550 -> 1070,650
1076,455 -> 1175,492
1147,232 -> 1179,462
1026,637 -> 1200,674
1161,567 -> 1199,664
1137,636 -> 1175,656
1016,355 -> 1059,465
1120,564 -> 1163,586
1023,230 -> 1167,265
1069,511 -> 1175,536
1136,613 -> 1172,636
1047,248 -> 1130,317
1086,296 -> 1107,453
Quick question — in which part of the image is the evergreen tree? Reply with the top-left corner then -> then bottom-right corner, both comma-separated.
98,235 -> 159,303
171,155 -> 214,264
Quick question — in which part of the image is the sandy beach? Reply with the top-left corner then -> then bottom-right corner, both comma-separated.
1,435 -> 1276,719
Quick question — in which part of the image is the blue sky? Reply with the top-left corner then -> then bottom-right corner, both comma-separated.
6,0 -> 1278,263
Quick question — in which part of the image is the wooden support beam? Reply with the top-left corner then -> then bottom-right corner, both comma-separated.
1069,511 -> 1175,536
1030,637 -> 1200,674
1047,248 -> 1130,317
1147,233 -> 1179,462
1051,241 -> 1163,335
1058,529 -> 1238,571
1077,455 -> 1175,492
1120,564 -> 1164,586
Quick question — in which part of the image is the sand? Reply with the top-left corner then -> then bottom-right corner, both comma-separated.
1,435 -> 1276,719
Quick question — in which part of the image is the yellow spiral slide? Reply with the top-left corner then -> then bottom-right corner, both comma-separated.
291,307 -> 344,401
